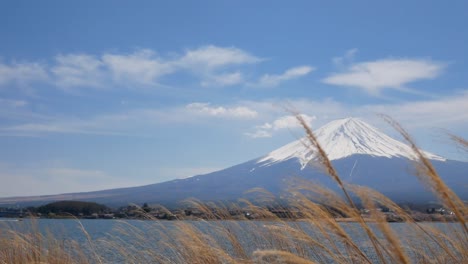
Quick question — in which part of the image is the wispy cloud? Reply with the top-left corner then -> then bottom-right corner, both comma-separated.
362,91 -> 468,128
178,45 -> 260,70
264,114 -> 316,130
244,130 -> 273,138
323,59 -> 445,95
179,45 -> 260,87
332,48 -> 358,67
2,93 -> 466,138
0,46 -> 262,91
47,46 -> 262,90
243,92 -> 468,138
255,65 -> 315,87
52,54 -> 106,89
102,49 -> 175,86
0,62 -> 48,87
246,114 -> 316,138
0,46 -> 318,91
51,51 -> 173,90
1,102 -> 259,136
186,102 -> 258,119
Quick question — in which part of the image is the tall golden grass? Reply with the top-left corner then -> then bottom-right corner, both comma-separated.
0,115 -> 466,264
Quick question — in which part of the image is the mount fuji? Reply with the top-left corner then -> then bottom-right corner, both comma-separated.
1,118 -> 467,207
257,117 -> 445,168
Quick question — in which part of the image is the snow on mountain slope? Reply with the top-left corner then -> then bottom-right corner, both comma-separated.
257,117 -> 445,168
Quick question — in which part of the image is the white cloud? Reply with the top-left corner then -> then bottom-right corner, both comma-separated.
186,102 -> 258,119
323,59 -> 445,95
0,103 -> 249,136
5,46 -> 263,91
52,54 -> 105,89
256,65 -> 315,87
0,98 -> 344,137
52,51 -> 175,89
242,92 -> 468,139
4,92 -> 466,139
244,130 -> 272,138
0,62 -> 48,87
178,45 -> 260,70
239,98 -> 346,121
0,46 -> 318,91
247,114 -> 316,138
177,46 -> 260,87
332,48 -> 358,67
269,114 -> 316,130
102,49 -> 174,86
0,102 -> 259,136
362,91 -> 468,128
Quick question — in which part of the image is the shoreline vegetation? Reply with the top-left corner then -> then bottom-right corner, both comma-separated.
1,115 -> 467,263
0,201 -> 461,223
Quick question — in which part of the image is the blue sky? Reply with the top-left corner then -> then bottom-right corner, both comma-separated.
1,1 -> 467,197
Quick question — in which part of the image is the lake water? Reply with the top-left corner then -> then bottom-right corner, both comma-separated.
0,219 -> 464,263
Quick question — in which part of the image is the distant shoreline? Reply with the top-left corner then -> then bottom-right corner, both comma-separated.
0,216 -> 460,223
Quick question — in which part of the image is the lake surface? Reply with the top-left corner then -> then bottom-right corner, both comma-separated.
0,219 -> 464,263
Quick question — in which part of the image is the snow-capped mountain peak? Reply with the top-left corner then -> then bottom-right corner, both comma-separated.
257,117 -> 445,168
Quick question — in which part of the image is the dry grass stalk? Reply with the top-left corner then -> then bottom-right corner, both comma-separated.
0,221 -> 92,264
347,184 -> 462,263
351,185 -> 410,264
380,114 -> 467,234
295,113 -> 394,263
448,132 -> 468,151
253,250 -> 317,264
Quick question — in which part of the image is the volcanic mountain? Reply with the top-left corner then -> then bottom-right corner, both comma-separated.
257,117 -> 445,168
1,118 -> 466,207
